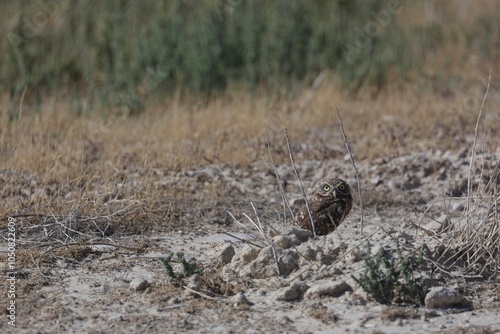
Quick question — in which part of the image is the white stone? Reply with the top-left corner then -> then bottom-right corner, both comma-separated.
273,234 -> 300,249
232,292 -> 253,306
274,281 -> 309,301
424,287 -> 466,308
305,281 -> 352,298
129,278 -> 148,292
232,244 -> 259,264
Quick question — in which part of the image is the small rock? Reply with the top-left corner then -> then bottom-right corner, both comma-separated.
232,245 -> 259,264
403,176 -> 421,190
242,246 -> 276,278
397,231 -> 414,244
370,244 -> 385,257
273,235 -> 292,249
228,179 -> 246,194
370,176 -> 382,186
216,242 -> 235,264
450,200 -> 465,212
168,296 -> 183,304
187,274 -> 202,291
296,244 -> 322,264
305,281 -> 352,298
387,180 -> 401,190
232,292 -> 253,306
423,214 -> 449,236
273,235 -> 300,249
282,226 -> 313,242
278,249 -> 300,276
91,245 -> 116,252
274,281 -> 310,301
108,314 -> 124,322
129,278 -> 148,292
424,287 -> 470,308
345,249 -> 364,264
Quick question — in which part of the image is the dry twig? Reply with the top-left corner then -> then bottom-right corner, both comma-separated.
466,70 -> 491,220
284,128 -> 317,237
298,70 -> 326,115
335,105 -> 364,234
266,128 -> 297,225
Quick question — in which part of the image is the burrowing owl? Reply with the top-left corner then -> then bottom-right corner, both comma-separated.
296,178 -> 353,236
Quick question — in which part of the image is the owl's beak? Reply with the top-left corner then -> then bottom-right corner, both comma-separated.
332,190 -> 337,198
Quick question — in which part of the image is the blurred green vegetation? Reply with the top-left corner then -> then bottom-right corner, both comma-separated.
1,0 -> 499,113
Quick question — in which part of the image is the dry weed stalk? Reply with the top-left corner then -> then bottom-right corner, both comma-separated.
466,71 -> 492,219
227,206 -> 282,276
271,71 -> 325,227
335,105 -> 364,234
284,128 -> 317,236
266,129 -> 297,225
18,86 -> 27,120
298,70 -> 326,115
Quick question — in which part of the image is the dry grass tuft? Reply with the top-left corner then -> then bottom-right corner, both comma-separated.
428,73 -> 500,279
434,160 -> 499,278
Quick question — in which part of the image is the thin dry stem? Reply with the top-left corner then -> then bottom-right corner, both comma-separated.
265,129 -> 297,225
221,231 -> 264,249
249,202 -> 281,276
18,85 -> 27,120
335,105 -> 364,234
298,70 -> 326,115
226,211 -> 266,247
466,71 -> 491,220
182,286 -> 225,301
284,128 -> 317,237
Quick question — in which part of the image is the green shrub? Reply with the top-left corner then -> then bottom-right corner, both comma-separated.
160,251 -> 203,283
353,242 -> 428,305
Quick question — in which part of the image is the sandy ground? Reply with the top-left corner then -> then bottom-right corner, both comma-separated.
1,148 -> 500,333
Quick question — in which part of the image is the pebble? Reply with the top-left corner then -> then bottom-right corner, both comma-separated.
305,280 -> 352,298
273,234 -> 300,249
277,250 -> 300,276
232,292 -> 254,306
91,245 -> 116,252
450,200 -> 465,212
282,226 -> 312,242
216,242 -> 235,264
422,214 -> 449,235
387,179 -> 401,190
273,281 -> 310,301
108,314 -> 124,322
424,287 -> 469,308
129,278 -> 148,292
187,274 -> 202,291
232,244 -> 259,264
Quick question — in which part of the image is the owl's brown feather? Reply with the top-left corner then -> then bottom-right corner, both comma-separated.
296,178 -> 353,236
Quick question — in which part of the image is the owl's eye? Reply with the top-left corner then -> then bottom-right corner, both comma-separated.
323,184 -> 331,192
338,183 -> 346,190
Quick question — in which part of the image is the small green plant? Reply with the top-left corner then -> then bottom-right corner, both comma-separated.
160,252 -> 203,283
353,242 -> 428,305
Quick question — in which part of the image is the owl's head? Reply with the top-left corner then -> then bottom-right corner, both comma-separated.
317,178 -> 350,199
